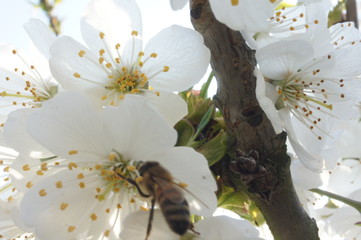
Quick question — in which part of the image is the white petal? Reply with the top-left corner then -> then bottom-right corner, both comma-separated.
255,69 -> 283,134
102,94 -> 178,161
27,92 -> 111,163
256,39 -> 314,80
49,36 -> 108,91
149,147 -> 217,217
24,18 -> 56,59
120,210 -> 179,240
209,0 -> 275,32
143,25 -> 210,92
20,170 -> 107,239
4,108 -> 51,156
81,0 -> 142,60
143,91 -> 187,127
280,109 -> 324,171
170,0 -> 188,10
195,216 -> 264,240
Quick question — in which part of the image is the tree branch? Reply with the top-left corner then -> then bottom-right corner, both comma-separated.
346,0 -> 359,29
190,1 -> 320,239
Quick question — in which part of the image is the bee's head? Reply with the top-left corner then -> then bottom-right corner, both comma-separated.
138,161 -> 159,176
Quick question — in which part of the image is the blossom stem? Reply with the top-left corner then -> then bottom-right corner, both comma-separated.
310,188 -> 361,214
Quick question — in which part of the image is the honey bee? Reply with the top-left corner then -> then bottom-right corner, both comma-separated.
115,161 -> 196,240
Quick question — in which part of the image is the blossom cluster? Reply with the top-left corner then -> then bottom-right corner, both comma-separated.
1,0 -> 361,239
0,0 -> 238,239
205,0 -> 361,238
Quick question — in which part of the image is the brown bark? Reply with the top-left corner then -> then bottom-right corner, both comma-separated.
346,0 -> 359,29
190,1 -> 320,239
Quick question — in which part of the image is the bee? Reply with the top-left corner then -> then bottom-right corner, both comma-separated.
115,161 -> 196,240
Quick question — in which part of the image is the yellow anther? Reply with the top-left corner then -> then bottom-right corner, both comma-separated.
140,206 -> 149,211
79,182 -> 86,189
73,73 -> 81,78
101,95 -> 107,100
26,181 -> 33,188
99,57 -> 105,64
22,164 -> 30,171
56,181 -> 63,189
39,189 -> 47,197
178,182 -> 188,188
36,170 -> 44,175
68,162 -> 78,170
163,66 -> 170,72
108,152 -> 117,161
127,165 -> 136,172
95,164 -> 103,170
138,51 -> 144,57
290,27 -> 295,31
68,150 -> 78,155
130,198 -> 135,203
105,63 -> 112,68
99,32 -> 105,39
314,20 -> 319,24
77,173 -> 85,179
105,208 -> 110,213
122,67 -> 127,72
104,230 -> 110,237
3,166 -> 9,172
60,202 -> 68,210
131,30 -> 138,36
115,58 -> 120,64
78,50 -> 86,57
231,0 -> 239,5
99,49 -> 105,56
117,203 -> 122,208
68,226 -> 76,233
115,43 -> 121,49
119,95 -> 125,100
155,91 -> 160,96
135,176 -> 143,184
41,163 -> 48,171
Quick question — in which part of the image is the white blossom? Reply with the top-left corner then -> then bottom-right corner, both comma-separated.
49,0 -> 210,126
120,210 -> 264,240
3,92 -> 217,240
255,23 -> 361,170
0,19 -> 59,128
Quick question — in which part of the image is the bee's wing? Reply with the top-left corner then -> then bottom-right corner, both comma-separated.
152,176 -> 186,204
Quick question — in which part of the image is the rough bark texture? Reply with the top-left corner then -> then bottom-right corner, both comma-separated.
190,1 -> 320,239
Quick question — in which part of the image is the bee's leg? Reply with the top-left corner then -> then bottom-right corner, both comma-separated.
145,198 -> 156,240
114,170 -> 150,198
189,223 -> 200,235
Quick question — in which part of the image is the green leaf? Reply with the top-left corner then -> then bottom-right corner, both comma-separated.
191,106 -> 214,141
200,71 -> 214,99
174,119 -> 195,146
197,130 -> 227,166
217,186 -> 265,225
328,1 -> 344,27
310,188 -> 361,214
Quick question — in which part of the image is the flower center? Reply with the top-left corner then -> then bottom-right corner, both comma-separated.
272,72 -> 346,140
73,30 -> 169,106
1,49 -> 58,106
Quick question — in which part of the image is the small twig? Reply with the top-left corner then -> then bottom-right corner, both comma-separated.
39,0 -> 62,35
